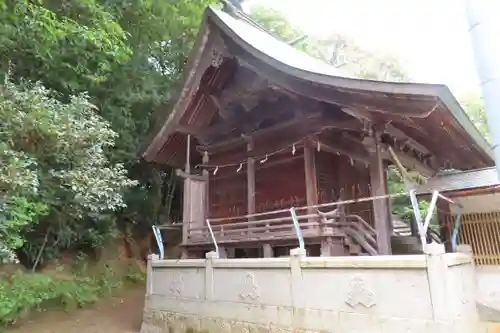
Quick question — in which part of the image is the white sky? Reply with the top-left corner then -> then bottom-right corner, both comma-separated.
244,0 -> 481,97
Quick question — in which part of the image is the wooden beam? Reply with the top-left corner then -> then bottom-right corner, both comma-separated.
304,140 -> 318,215
382,145 -> 436,177
347,100 -> 439,118
209,155 -> 303,181
317,108 -> 438,171
317,131 -> 437,177
339,132 -> 435,176
365,130 -> 392,255
196,96 -> 296,144
197,113 -> 322,153
209,94 -> 232,123
317,133 -> 370,163
197,113 -> 362,154
175,169 -> 207,182
383,123 -> 432,156
341,107 -> 372,122
196,120 -> 239,144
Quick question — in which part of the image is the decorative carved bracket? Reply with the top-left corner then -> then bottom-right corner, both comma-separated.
211,48 -> 224,68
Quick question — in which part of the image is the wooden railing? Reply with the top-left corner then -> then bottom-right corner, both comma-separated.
317,209 -> 378,255
187,208 -> 378,255
188,212 -> 326,245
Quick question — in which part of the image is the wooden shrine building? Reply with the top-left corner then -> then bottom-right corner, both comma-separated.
140,6 -> 493,258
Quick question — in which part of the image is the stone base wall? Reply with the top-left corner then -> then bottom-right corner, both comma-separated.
141,248 -> 481,333
477,266 -> 500,309
140,302 -> 468,333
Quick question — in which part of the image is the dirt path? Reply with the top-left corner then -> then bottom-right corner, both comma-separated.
7,288 -> 145,333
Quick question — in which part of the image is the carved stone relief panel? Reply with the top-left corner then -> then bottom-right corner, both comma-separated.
238,272 -> 261,302
345,275 -> 376,308
168,271 -> 185,297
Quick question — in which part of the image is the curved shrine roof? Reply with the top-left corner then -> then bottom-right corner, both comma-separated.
140,6 -> 493,171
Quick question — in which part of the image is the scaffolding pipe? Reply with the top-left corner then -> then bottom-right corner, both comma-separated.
290,207 -> 305,250
423,191 -> 440,236
465,0 -> 500,180
409,189 -> 426,250
152,225 -> 165,260
206,219 -> 219,257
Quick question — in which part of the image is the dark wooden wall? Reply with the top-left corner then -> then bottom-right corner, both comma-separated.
336,155 -> 374,226
208,150 -> 247,219
316,151 -> 340,204
207,148 -> 373,226
207,149 -> 306,219
315,151 -> 374,226
255,151 -> 306,213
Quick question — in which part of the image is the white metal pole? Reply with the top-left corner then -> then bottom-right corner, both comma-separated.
465,0 -> 500,180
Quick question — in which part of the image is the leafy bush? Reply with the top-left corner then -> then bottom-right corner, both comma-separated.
0,79 -> 137,266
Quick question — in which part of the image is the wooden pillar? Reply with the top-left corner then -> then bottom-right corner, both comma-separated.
181,135 -> 192,259
263,244 -> 274,258
304,140 -> 318,214
383,164 -> 394,238
247,142 -> 256,216
365,131 -> 392,255
437,199 -> 451,252
203,151 -> 209,219
185,135 -> 191,173
182,135 -> 192,240
248,141 -> 267,257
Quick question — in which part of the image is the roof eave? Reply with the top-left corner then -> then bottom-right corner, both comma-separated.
435,86 -> 493,163
139,6 -> 493,168
138,9 -> 213,163
207,7 -> 493,166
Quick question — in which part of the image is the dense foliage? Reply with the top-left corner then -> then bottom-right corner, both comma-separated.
1,80 -> 136,266
0,0 -> 214,267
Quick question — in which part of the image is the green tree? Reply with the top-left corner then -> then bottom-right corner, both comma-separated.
0,0 -> 215,265
0,0 -> 131,95
459,93 -> 490,142
249,5 -> 410,82
248,6 -> 305,43
94,0 -> 215,239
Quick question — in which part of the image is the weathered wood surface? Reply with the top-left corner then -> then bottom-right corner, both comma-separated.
208,149 -> 306,219
185,206 -> 377,257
